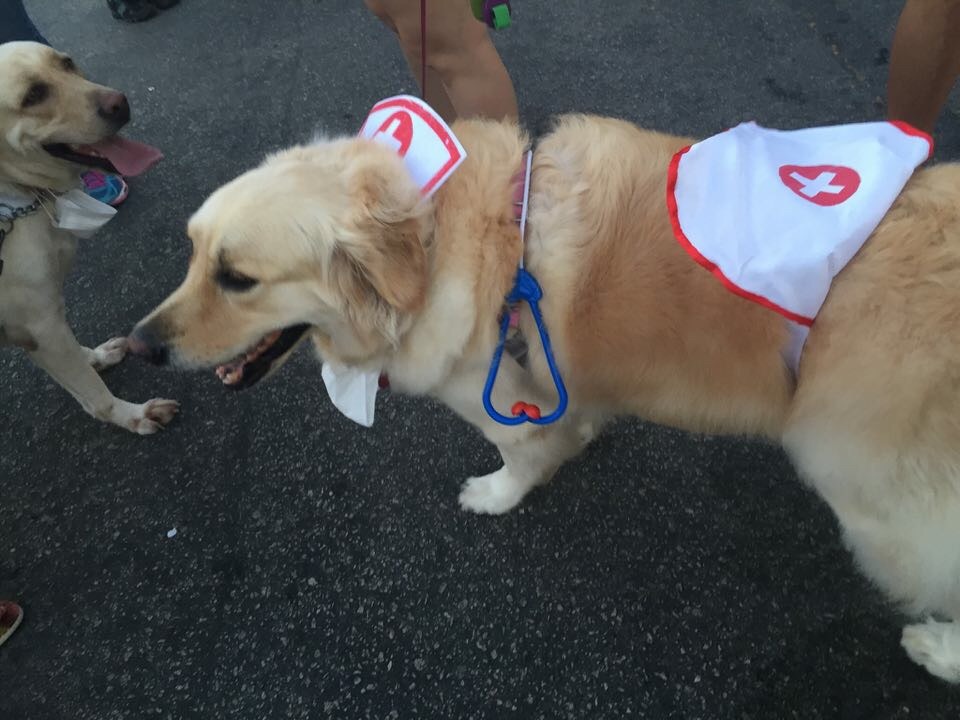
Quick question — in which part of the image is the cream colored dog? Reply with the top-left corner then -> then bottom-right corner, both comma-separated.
0,41 -> 177,433
130,115 -> 960,681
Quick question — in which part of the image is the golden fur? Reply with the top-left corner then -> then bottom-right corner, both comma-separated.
0,41 -> 119,190
0,41 -> 177,433
133,114 -> 960,681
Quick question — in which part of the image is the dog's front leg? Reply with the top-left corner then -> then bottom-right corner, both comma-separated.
439,356 -> 598,514
902,620 -> 960,683
81,337 -> 130,371
26,314 -> 178,434
458,422 -> 594,514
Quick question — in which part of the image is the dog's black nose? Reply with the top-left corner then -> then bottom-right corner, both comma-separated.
127,323 -> 169,366
97,91 -> 130,127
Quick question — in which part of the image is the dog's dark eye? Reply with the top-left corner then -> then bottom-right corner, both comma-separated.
61,57 -> 77,73
21,82 -> 49,108
216,267 -> 259,292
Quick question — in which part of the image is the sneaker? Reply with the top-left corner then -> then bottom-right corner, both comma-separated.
107,0 -> 157,22
81,170 -> 129,207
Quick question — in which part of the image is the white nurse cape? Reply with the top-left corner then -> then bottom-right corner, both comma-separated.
667,120 -> 932,370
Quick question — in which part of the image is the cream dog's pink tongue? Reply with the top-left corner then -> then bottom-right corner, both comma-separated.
77,137 -> 163,177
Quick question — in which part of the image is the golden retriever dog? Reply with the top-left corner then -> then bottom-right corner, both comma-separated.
129,115 -> 960,681
0,41 -> 177,433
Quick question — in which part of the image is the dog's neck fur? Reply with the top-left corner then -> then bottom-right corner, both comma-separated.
0,178 -> 36,204
385,119 -> 529,395
0,144 -> 78,196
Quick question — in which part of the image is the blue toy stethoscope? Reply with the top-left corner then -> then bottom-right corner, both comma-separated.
481,151 -> 568,426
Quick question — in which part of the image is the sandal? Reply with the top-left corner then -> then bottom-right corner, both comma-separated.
0,602 -> 23,647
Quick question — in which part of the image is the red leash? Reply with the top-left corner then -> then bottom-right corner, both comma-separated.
420,0 -> 427,101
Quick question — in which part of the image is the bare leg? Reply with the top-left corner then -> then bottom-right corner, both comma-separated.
364,0 -> 457,119
398,47 -> 461,122
364,0 -> 518,122
887,0 -> 960,133
27,314 -> 178,434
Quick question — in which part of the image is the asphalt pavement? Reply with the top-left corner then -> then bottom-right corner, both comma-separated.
2,1 -> 960,718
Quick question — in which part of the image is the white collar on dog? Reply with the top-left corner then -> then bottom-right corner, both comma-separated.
1,186 -> 116,276
321,96 -> 467,427
1,186 -> 117,239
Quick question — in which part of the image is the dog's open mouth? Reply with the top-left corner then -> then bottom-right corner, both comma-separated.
214,324 -> 310,390
43,142 -> 119,172
43,136 -> 162,176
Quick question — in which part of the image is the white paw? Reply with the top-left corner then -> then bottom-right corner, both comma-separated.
458,467 -> 529,515
577,418 -> 600,446
121,398 -> 180,435
901,620 -> 960,683
90,337 -> 128,371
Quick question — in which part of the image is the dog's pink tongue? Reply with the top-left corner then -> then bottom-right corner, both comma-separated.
81,136 -> 163,177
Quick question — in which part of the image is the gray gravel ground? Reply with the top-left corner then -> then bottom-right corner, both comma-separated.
2,1 -> 960,718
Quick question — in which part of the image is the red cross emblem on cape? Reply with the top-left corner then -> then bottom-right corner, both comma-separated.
779,164 -> 861,206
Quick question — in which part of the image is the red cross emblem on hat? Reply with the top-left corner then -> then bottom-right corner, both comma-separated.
779,164 -> 861,206
372,111 -> 413,156
358,95 -> 466,197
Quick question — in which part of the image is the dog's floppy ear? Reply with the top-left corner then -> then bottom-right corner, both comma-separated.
331,219 -> 427,313
330,157 -> 429,315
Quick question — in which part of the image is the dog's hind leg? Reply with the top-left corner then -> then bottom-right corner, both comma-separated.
26,313 -> 178,434
784,408 -> 960,684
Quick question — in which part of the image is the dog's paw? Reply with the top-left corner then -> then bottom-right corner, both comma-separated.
458,468 -> 528,515
902,620 -> 960,683
89,337 -> 128,371
123,398 -> 180,435
577,417 -> 601,447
